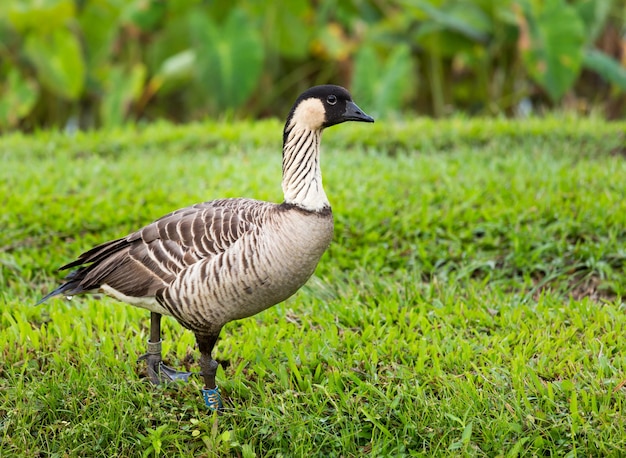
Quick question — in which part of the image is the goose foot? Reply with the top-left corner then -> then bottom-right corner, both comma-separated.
138,339 -> 193,384
159,362 -> 193,382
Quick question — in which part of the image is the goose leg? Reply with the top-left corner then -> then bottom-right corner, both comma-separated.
138,312 -> 193,383
196,332 -> 223,411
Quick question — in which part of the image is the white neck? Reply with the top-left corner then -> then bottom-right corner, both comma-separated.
281,125 -> 329,212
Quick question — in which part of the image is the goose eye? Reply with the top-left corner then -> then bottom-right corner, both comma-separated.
327,95 -> 337,105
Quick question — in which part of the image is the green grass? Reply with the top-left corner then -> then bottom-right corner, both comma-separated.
2,116 -> 626,457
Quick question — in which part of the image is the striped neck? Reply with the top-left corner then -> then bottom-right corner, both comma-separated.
281,125 -> 329,212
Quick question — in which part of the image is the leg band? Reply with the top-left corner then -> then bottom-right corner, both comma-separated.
202,386 -> 223,411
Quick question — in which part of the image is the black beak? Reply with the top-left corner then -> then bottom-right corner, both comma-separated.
343,101 -> 375,123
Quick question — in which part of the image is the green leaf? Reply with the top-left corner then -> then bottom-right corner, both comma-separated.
0,68 -> 39,128
519,0 -> 586,102
408,0 -> 493,59
189,8 -> 264,111
583,49 -> 626,91
144,9 -> 194,75
506,437 -> 530,458
249,1 -> 312,59
122,0 -> 167,32
574,0 -> 613,45
352,43 -> 415,117
24,28 -> 85,100
313,23 -> 353,60
149,49 -> 196,96
5,0 -> 75,34
352,46 -> 377,104
78,0 -> 122,69
157,50 -> 195,83
100,64 -> 147,127
404,0 -> 490,43
461,421 -> 473,443
272,2 -> 312,59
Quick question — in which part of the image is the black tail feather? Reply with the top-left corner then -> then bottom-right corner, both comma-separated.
36,237 -> 130,306
34,269 -> 89,306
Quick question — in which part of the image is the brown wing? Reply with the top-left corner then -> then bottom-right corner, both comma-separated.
45,199 -> 267,301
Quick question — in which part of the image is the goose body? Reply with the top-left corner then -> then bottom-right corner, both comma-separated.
38,85 -> 374,409
72,199 -> 333,335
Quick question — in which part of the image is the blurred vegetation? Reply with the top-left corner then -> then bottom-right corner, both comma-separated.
0,0 -> 625,131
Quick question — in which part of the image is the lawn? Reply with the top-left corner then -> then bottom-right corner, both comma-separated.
1,116 -> 626,456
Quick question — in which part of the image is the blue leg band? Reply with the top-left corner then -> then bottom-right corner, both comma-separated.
202,386 -> 223,411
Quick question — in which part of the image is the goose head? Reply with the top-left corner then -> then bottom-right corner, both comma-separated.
281,85 -> 373,211
284,85 -> 374,135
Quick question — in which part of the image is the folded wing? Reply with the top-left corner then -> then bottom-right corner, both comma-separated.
38,199 -> 264,303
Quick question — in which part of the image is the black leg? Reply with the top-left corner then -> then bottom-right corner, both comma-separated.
149,311 -> 161,343
138,312 -> 192,384
196,331 -> 223,410
138,312 -> 165,384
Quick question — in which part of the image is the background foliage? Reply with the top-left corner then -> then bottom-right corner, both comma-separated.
2,117 -> 626,456
0,0 -> 625,131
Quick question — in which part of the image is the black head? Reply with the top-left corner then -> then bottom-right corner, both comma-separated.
284,85 -> 374,134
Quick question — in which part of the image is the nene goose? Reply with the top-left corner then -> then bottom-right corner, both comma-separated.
37,85 -> 374,410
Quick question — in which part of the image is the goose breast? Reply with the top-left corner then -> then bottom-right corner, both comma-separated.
158,203 -> 334,332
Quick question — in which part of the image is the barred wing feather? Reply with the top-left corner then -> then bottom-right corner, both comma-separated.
51,199 -> 266,300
